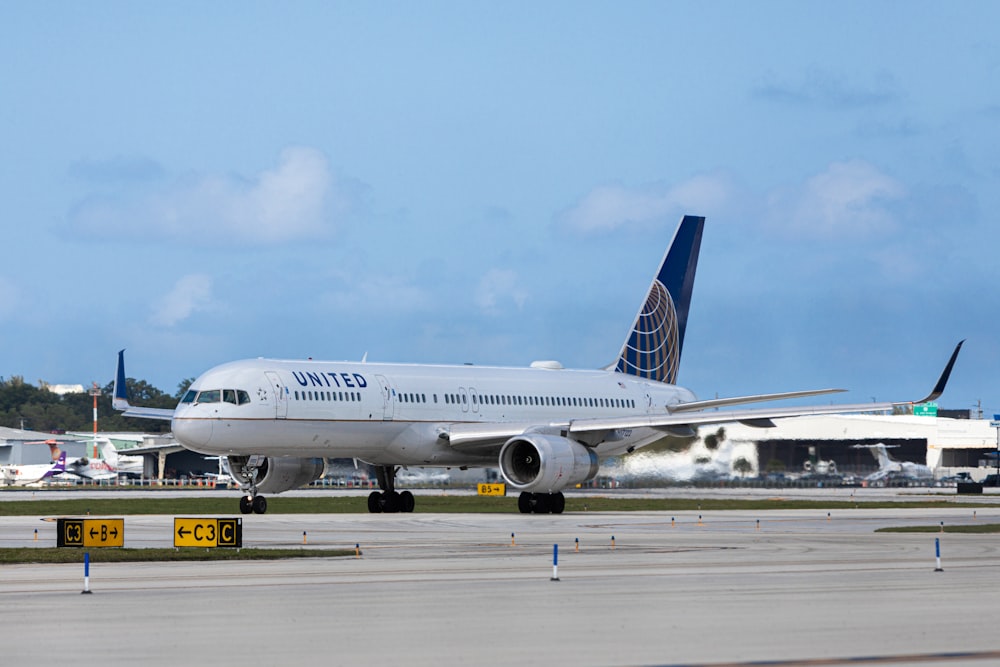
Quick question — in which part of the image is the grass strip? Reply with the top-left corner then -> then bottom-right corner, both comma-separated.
875,524 -> 1000,534
1,495 -> 998,516
0,547 -> 355,564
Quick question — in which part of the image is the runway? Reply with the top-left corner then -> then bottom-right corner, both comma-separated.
2,497 -> 1000,666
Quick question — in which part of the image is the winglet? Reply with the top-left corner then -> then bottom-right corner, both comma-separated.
914,340 -> 964,404
112,349 -> 131,411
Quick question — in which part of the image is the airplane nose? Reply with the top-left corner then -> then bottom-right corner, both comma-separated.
172,417 -> 213,449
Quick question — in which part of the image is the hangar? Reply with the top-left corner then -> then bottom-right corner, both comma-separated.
719,412 -> 999,480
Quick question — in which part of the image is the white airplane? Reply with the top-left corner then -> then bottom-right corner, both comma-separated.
853,443 -> 934,483
0,442 -> 68,486
60,439 -> 130,481
802,459 -> 838,476
112,215 -> 963,515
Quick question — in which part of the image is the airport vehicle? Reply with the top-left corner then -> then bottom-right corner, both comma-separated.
112,215 -> 963,515
854,443 -> 934,484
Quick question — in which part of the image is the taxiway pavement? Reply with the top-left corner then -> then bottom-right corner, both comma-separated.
2,496 -> 1000,666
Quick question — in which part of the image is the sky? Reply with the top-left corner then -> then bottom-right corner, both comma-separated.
1,2 -> 998,418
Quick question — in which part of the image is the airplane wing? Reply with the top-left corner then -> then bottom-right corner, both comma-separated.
112,350 -> 175,421
446,340 -> 963,452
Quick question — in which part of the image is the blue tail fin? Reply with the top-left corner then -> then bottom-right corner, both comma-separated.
614,215 -> 704,384
113,349 -> 131,410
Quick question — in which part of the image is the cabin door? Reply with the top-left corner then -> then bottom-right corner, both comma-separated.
375,375 -> 395,420
264,372 -> 288,419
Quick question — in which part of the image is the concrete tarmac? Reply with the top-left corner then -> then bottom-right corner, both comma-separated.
2,496 -> 1000,666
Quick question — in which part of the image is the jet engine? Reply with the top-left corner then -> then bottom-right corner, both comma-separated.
227,456 -> 327,494
498,433 -> 599,493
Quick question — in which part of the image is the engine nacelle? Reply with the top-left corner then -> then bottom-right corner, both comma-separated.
498,434 -> 599,493
228,456 -> 327,494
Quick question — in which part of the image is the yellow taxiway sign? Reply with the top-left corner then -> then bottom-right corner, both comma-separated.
57,518 -> 124,548
173,518 -> 242,548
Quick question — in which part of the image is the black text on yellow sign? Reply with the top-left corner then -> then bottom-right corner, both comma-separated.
477,483 -> 507,496
57,518 -> 124,548
174,518 -> 242,548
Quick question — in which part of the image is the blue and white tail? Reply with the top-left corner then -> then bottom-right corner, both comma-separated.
614,215 -> 704,385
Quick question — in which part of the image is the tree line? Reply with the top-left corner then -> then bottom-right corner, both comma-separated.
0,376 -> 193,434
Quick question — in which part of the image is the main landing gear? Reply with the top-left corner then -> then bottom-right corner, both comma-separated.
367,465 -> 415,513
518,491 -> 565,514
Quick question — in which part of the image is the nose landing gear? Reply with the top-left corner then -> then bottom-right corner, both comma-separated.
239,494 -> 268,515
235,455 -> 269,514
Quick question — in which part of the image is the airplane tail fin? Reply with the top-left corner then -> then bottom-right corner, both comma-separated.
113,350 -> 131,410
614,215 -> 704,384
98,439 -> 119,469
871,444 -> 892,469
46,452 -> 67,477
46,440 -> 62,462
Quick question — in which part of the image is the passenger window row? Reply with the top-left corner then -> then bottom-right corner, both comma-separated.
442,393 -> 635,409
294,390 -> 360,402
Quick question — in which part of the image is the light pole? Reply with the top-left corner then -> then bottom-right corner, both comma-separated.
90,382 -> 101,458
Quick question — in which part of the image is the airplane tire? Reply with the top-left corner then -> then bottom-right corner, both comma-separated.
252,495 -> 268,514
518,492 -> 533,514
239,496 -> 253,514
400,490 -> 415,513
533,493 -> 551,514
368,491 -> 383,513
550,492 -> 565,514
382,491 -> 401,513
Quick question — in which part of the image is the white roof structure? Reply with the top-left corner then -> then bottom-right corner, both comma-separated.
719,414 -> 998,470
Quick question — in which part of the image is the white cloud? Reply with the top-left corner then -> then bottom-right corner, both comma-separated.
765,160 -> 906,238
150,274 -> 214,327
557,173 -> 737,234
475,268 -> 528,315
320,274 -> 432,315
72,147 -> 361,244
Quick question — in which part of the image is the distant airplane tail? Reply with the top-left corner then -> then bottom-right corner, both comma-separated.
853,443 -> 894,470
98,439 -> 119,469
113,349 -> 131,410
614,215 -> 704,384
870,443 -> 893,469
46,440 -> 62,461
42,452 -> 67,480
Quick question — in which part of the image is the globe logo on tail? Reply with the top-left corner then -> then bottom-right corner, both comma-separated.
616,279 -> 680,385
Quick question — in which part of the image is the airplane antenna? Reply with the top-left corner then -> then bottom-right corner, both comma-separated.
361,352 -> 368,363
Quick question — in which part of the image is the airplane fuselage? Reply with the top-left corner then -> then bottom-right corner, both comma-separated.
171,358 -> 698,466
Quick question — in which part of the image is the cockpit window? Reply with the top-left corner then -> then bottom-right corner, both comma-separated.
197,389 -> 221,403
188,388 -> 251,405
